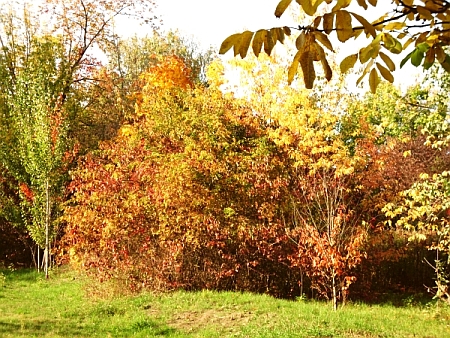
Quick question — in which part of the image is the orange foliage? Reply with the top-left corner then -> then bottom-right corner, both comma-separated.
19,183 -> 34,203
141,55 -> 193,92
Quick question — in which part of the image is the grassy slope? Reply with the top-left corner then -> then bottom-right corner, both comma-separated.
0,268 -> 449,337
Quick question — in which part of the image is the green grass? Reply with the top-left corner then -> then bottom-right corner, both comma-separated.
0,268 -> 449,337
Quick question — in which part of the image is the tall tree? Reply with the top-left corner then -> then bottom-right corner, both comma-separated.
0,0 -> 157,273
0,30 -> 73,277
215,52 -> 368,309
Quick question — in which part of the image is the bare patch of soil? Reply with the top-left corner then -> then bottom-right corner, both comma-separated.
166,308 -> 254,333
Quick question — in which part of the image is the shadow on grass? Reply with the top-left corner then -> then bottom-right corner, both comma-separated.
0,318 -> 178,337
129,318 -> 177,336
0,268 -> 40,283
0,319 -> 87,337
352,291 -> 437,308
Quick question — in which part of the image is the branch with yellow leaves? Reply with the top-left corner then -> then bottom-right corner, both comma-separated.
220,0 -> 450,92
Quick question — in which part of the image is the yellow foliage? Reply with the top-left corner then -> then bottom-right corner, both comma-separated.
141,55 -> 193,92
220,0 -> 450,91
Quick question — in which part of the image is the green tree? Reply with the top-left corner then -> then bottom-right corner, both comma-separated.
0,35 -> 72,277
381,67 -> 450,303
0,0 -> 156,272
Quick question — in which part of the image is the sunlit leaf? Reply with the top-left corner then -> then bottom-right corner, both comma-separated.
264,29 -> 277,55
299,51 -> 316,89
296,32 -> 306,50
283,26 -> 292,36
384,22 -> 406,30
296,0 -> 325,16
356,0 -> 368,10
379,52 -> 395,71
359,43 -> 379,64
356,59 -> 373,86
336,10 -> 353,42
252,30 -> 267,57
417,6 -> 433,20
402,37 -> 414,50
288,50 -> 302,84
320,53 -> 332,81
276,27 -> 286,44
323,12 -> 334,34
340,53 -> 358,73
275,0 -> 293,18
219,33 -> 241,55
238,31 -> 254,58
313,31 -> 334,51
332,0 -> 352,11
423,47 -> 435,69
411,49 -> 424,67
369,67 -> 380,93
313,16 -> 322,28
400,51 -> 413,68
376,62 -> 394,83
351,12 -> 376,37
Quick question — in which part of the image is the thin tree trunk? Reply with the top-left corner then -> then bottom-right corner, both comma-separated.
45,179 -> 50,279
332,271 -> 337,311
300,267 -> 303,297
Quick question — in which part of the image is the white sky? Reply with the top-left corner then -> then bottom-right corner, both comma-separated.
115,0 -> 298,53
153,0 -> 295,50
0,0 -> 424,90
146,0 -> 423,90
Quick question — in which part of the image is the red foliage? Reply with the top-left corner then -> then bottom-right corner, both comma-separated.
19,183 -> 34,202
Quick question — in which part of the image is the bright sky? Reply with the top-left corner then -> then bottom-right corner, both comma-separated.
153,0 -> 295,50
146,0 -> 423,90
0,0 -> 424,90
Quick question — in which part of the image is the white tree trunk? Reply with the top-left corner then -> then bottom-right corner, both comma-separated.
45,179 -> 50,279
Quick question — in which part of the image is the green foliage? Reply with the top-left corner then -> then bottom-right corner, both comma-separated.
0,271 -> 5,288
373,69 -> 450,303
0,0 -> 159,263
0,35 -> 71,249
341,82 -> 448,150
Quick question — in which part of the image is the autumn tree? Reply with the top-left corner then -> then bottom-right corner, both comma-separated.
275,105 -> 368,310
107,31 -> 213,87
0,28 -> 74,277
214,52 -> 369,309
220,0 -> 450,92
62,55 -> 303,295
65,31 -> 214,154
0,0 -> 157,272
381,67 -> 450,302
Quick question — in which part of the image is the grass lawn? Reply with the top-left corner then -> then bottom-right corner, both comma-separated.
0,267 -> 449,337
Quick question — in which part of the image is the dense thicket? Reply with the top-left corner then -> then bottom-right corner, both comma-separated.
59,54 -> 450,306
2,1 -> 450,308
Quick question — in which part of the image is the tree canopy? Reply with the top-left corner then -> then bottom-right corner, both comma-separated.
220,0 -> 450,92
